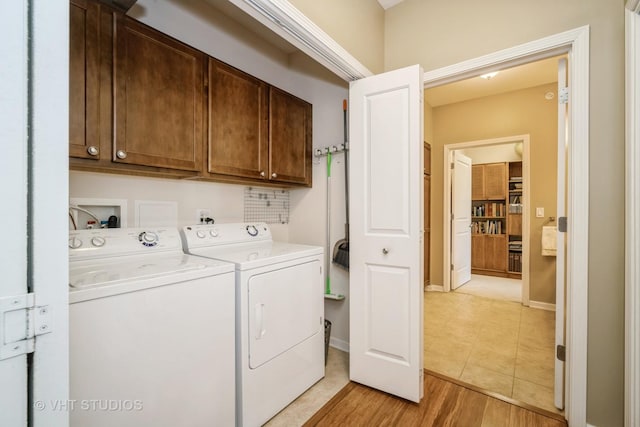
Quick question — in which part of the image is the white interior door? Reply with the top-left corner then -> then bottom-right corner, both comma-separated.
349,64 -> 424,402
555,57 -> 568,410
451,152 -> 472,289
0,1 -> 29,425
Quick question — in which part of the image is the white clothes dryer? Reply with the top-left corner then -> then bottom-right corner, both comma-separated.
69,228 -> 235,427
181,223 -> 324,427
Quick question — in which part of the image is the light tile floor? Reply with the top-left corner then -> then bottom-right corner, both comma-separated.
454,274 -> 522,303
424,290 -> 562,414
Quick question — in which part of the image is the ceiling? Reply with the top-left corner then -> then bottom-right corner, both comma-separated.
425,55 -> 564,107
377,0 -> 405,10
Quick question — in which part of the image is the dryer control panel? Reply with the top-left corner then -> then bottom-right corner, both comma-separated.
181,223 -> 271,249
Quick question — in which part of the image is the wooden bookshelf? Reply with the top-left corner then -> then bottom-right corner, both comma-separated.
470,160 -> 523,278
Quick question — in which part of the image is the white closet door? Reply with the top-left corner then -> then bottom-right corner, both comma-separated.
349,64 -> 424,403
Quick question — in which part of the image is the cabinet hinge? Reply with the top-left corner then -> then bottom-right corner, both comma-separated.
450,162 -> 455,169
559,87 -> 569,104
0,293 -> 52,361
450,264 -> 454,271
558,216 -> 568,232
556,344 -> 566,362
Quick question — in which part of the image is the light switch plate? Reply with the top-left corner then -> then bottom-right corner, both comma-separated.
536,207 -> 545,218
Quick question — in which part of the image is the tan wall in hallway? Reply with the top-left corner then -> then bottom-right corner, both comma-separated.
427,83 -> 557,303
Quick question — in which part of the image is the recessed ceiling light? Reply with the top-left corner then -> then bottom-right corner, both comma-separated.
480,72 -> 499,80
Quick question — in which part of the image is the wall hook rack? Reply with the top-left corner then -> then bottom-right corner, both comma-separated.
314,143 -> 349,158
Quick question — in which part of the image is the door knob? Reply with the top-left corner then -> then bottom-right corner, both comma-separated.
382,248 -> 389,255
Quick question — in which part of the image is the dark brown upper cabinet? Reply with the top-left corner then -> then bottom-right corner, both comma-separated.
268,87 -> 312,186
207,59 -> 269,180
69,0 -> 101,160
112,15 -> 204,171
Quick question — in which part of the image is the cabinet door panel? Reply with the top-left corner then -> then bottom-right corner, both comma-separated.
113,16 -> 203,171
69,0 -> 100,159
484,163 -> 506,199
424,173 -> 430,286
486,235 -> 507,271
208,59 -> 268,179
471,165 -> 485,200
269,88 -> 312,186
471,235 -> 485,269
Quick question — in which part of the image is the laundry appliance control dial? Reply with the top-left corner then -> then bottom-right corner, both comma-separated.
138,231 -> 159,247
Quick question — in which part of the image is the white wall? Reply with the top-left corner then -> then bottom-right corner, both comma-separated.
69,0 -> 351,343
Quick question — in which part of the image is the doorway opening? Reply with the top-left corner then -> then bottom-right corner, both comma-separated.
425,27 -> 589,424
444,136 -> 532,306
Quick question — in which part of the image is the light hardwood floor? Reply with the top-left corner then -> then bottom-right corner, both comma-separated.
304,372 -> 566,427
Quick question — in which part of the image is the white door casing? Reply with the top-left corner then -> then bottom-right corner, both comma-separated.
451,152 -> 472,289
0,1 -> 29,425
349,64 -> 424,402
555,57 -> 568,410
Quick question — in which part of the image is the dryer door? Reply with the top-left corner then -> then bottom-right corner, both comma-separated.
248,260 -> 322,369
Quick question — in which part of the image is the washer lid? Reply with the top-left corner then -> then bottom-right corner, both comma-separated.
189,241 -> 323,270
69,253 -> 234,289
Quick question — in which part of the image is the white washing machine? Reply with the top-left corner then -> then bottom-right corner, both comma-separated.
69,228 -> 236,427
181,223 -> 324,427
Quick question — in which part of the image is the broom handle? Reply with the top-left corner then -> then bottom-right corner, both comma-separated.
343,100 -> 349,241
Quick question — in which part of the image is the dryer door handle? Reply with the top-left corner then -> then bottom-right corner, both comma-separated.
255,303 -> 266,340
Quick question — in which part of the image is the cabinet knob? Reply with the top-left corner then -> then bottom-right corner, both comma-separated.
87,146 -> 99,156
116,150 -> 127,159
271,172 -> 277,179
260,171 -> 266,177
382,248 -> 389,255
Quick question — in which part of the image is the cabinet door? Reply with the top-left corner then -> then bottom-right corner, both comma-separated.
113,15 -> 204,171
424,173 -> 430,286
207,59 -> 268,179
269,87 -> 312,186
471,164 -> 485,200
484,163 -> 506,199
471,234 -> 485,269
69,0 -> 100,160
485,235 -> 507,271
423,142 -> 431,175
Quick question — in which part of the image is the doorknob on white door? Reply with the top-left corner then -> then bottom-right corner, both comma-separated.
382,248 -> 389,255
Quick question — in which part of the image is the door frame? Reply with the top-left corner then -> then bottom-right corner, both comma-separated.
442,136 -> 531,307
625,3 -> 640,426
424,26 -> 589,426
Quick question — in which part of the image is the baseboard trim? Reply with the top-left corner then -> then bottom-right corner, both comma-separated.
425,284 -> 444,292
529,300 -> 556,311
329,337 -> 349,353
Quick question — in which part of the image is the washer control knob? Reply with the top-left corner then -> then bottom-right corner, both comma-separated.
209,229 -> 219,237
68,237 -> 82,249
246,225 -> 259,237
138,231 -> 159,246
91,236 -> 106,247
196,231 -> 206,239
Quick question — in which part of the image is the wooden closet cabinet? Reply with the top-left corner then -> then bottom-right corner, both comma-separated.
268,87 -> 313,186
112,15 -> 205,171
69,0 -> 100,160
472,162 -> 506,200
207,59 -> 269,180
423,142 -> 431,287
